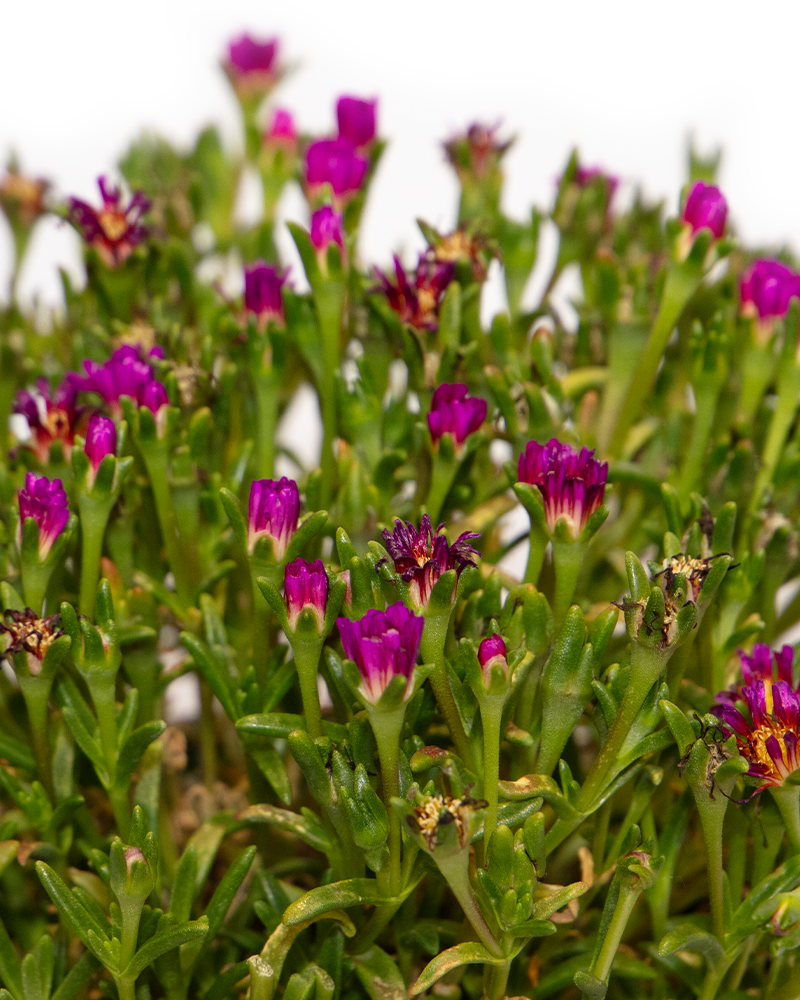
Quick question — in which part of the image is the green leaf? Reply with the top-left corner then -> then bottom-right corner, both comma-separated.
659,700 -> 696,757
115,721 -> 166,790
169,845 -> 198,923
233,804 -> 330,853
410,943 -> 506,995
658,923 -> 724,968
50,952 -> 101,1000
122,918 -> 208,979
204,846 -> 256,941
35,863 -> 111,958
0,917 -> 23,1000
283,877 -> 420,925
181,632 -> 238,722
352,945 -> 407,1000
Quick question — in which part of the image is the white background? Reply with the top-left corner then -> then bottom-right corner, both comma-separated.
1,0 -> 797,308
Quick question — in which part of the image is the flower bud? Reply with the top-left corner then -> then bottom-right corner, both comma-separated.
336,96 -> 377,149
478,634 -> 508,685
244,261 -> 287,330
427,383 -> 487,450
284,558 -> 328,632
77,344 -> 166,419
681,180 -> 728,238
337,602 -> 423,705
740,258 -> 798,322
265,108 -> 297,148
85,414 -> 117,474
18,473 -> 69,558
247,477 -> 299,558
310,205 -> 345,265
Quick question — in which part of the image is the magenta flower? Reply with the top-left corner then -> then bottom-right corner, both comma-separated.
78,345 -> 167,418
85,415 -> 117,474
18,473 -> 69,558
427,384 -> 487,450
244,261 -> 287,329
13,375 -> 82,463
305,138 -> 368,206
716,645 -> 796,711
337,602 -> 424,705
740,259 -> 799,321
712,680 -> 800,793
374,254 -> 455,332
478,635 -> 508,683
310,206 -> 345,263
381,514 -> 480,609
67,177 -> 150,268
682,180 -> 728,239
284,558 -> 329,632
264,108 -> 297,148
517,439 -> 608,539
225,34 -> 281,94
336,96 -> 377,149
248,477 -> 299,558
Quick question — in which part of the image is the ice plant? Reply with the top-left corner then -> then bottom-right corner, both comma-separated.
13,376 -> 82,463
18,473 -> 69,559
681,180 -> 728,239
67,177 -> 150,268
478,634 -> 508,684
517,439 -> 608,539
310,205 -> 345,259
244,261 -> 287,329
444,122 -> 512,182
381,513 -> 480,609
337,602 -> 423,706
284,558 -> 328,632
305,138 -> 368,206
0,164 -> 48,231
336,96 -> 377,149
264,108 -> 297,148
0,608 -> 64,675
224,34 -> 281,95
84,414 -> 117,475
78,345 -> 167,417
740,258 -> 798,322
427,383 -> 487,449
374,254 -> 455,332
247,477 -> 299,558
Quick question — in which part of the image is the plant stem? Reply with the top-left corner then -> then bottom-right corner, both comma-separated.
78,499 -> 112,619
90,675 -> 131,837
747,360 -> 800,528
315,281 -> 344,510
141,448 -> 193,608
19,679 -> 53,796
551,538 -> 585,629
434,852 -> 500,956
293,642 -> 324,742
484,960 -> 511,1000
771,785 -> 800,855
479,694 -> 504,852
679,372 -> 724,502
428,659 -> 474,769
524,525 -> 548,586
369,705 -> 405,896
253,367 -> 279,479
425,448 -> 459,526
587,884 -> 639,988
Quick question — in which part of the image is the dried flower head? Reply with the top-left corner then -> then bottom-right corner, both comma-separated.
408,793 -> 485,851
0,608 -> 63,675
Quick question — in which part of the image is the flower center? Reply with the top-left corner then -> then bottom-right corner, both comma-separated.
98,210 -> 129,242
45,407 -> 70,439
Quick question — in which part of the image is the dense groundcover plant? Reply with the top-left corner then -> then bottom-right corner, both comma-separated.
5,33 -> 800,1000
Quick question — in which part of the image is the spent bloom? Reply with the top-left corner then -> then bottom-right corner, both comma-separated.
517,439 -> 608,539
248,477 -> 299,558
84,414 -> 117,475
284,558 -> 329,632
67,177 -> 150,268
0,165 -> 49,231
374,254 -> 455,332
0,609 -> 63,676
443,122 -> 512,181
478,635 -> 508,684
78,345 -> 168,418
381,514 -> 480,609
427,383 -> 487,449
13,376 -> 82,463
225,34 -> 281,95
337,602 -> 424,705
305,138 -> 368,206
244,261 -> 288,329
712,679 -> 800,792
681,180 -> 728,239
18,473 -> 70,558
740,259 -> 799,322
336,96 -> 377,149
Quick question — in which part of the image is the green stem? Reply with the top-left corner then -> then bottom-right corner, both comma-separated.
608,266 -> 700,459
78,500 -> 112,619
293,641 -> 324,742
698,954 -> 736,1000
140,448 -> 193,608
524,525 -> 548,586
771,785 -> 800,855
20,561 -> 53,618
199,678 -> 218,790
479,695 -> 504,852
551,538 -> 585,629
19,680 -> 53,797
434,851 -> 500,956
678,373 -> 724,502
425,448 -> 460,526
368,705 -> 405,896
315,282 -> 344,510
90,675 -> 131,837
595,322 -> 648,455
115,898 -> 145,1000
253,367 -> 279,479
747,361 -> 800,527
736,340 -> 776,428
483,960 -> 511,1000
428,659 -> 474,769
587,885 -> 639,988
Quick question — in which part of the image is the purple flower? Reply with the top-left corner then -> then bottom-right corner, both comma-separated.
337,602 -> 424,705
310,206 -> 345,264
78,345 -> 167,418
716,645 -> 795,711
427,384 -> 487,450
305,138 -> 368,206
244,261 -> 287,329
265,108 -> 297,148
740,259 -> 799,321
478,635 -> 508,684
336,96 -> 377,149
85,415 -> 117,474
248,477 -> 299,558
67,177 -> 150,268
682,180 -> 728,239
284,558 -> 328,632
517,439 -> 608,539
226,34 -> 280,93
18,473 -> 69,558
712,679 -> 800,792
381,514 -> 481,609
374,254 -> 455,332
13,375 -> 82,463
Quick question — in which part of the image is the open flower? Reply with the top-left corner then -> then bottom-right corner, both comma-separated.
712,680 -> 800,792
284,558 -> 328,632
740,259 -> 798,322
67,177 -> 150,267
13,376 -> 82,463
78,345 -> 167,418
374,253 -> 455,332
381,514 -> 480,609
427,383 -> 487,449
681,180 -> 728,239
305,138 -> 368,206
248,477 -> 299,558
337,602 -> 424,705
85,414 -> 117,475
244,261 -> 287,329
18,473 -> 69,558
336,96 -> 377,149
716,644 -> 795,709
517,439 -> 608,539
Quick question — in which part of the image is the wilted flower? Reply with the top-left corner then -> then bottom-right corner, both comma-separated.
740,259 -> 798,322
478,635 -> 508,684
305,138 -> 368,206
284,558 -> 329,632
374,254 -> 455,332
225,34 -> 281,95
381,514 -> 480,609
244,261 -> 287,329
0,165 -> 49,231
85,414 -> 117,475
336,96 -> 377,149
337,602 -> 424,705
712,680 -> 800,792
78,345 -> 167,418
406,790 -> 484,852
67,177 -> 150,268
681,180 -> 728,239
13,376 -> 82,463
517,439 -> 608,539
427,383 -> 487,449
0,608 -> 63,676
655,553 -> 717,604
18,473 -> 70,558
443,122 -> 513,182
248,477 -> 299,558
